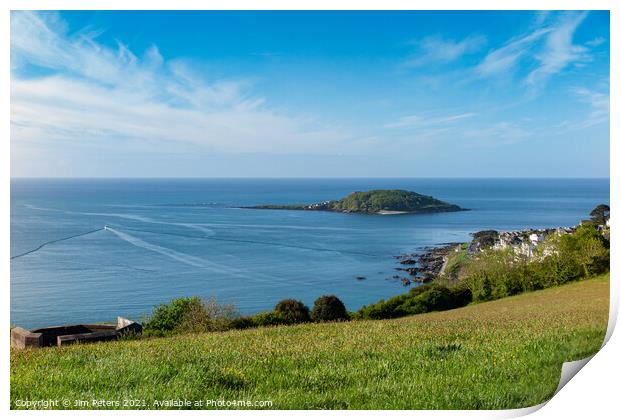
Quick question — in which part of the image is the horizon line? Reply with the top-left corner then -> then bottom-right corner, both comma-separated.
10,176 -> 611,180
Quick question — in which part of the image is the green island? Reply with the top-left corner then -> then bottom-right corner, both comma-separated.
246,189 -> 466,214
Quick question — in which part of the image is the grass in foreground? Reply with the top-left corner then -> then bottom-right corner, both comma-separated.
11,273 -> 609,410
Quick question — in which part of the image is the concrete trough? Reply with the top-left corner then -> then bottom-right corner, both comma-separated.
11,317 -> 142,350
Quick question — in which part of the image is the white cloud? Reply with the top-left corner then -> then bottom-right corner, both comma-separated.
534,11 -> 551,25
476,28 -> 550,77
461,121 -> 533,146
570,87 -> 609,129
585,37 -> 606,47
10,11 -> 355,159
405,35 -> 486,67
526,12 -> 589,88
385,112 -> 476,129
476,12 -> 590,90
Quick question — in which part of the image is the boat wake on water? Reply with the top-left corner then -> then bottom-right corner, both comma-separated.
10,227 -> 105,260
104,226 -> 282,281
12,202 -> 386,269
106,224 -> 383,257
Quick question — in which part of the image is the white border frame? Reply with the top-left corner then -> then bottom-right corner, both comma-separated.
2,1 -> 616,419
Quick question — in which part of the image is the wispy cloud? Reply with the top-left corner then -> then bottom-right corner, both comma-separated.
476,11 -> 590,90
461,121 -> 533,147
10,11 -> 354,157
385,112 -> 476,129
526,12 -> 589,88
475,28 -> 550,77
557,87 -> 609,130
405,35 -> 486,67
585,37 -> 606,47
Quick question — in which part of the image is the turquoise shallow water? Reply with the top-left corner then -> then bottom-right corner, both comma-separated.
10,178 -> 609,328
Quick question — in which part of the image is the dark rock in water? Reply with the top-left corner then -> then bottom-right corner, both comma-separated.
356,276 -> 366,281
401,278 -> 411,286
394,242 -> 464,284
405,267 -> 418,276
392,275 -> 400,279
396,253 -> 415,259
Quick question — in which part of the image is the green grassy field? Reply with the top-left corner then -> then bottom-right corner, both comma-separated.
11,273 -> 609,410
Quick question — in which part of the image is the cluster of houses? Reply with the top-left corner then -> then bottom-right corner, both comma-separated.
489,228 -> 574,258
473,219 -> 610,260
304,201 -> 332,210
438,206 -> 611,280
465,228 -> 562,259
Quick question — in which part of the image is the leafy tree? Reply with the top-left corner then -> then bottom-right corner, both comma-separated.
558,224 -> 609,277
311,295 -> 349,322
590,204 -> 610,224
274,299 -> 310,323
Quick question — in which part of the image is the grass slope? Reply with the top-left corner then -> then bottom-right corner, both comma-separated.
11,273 -> 609,410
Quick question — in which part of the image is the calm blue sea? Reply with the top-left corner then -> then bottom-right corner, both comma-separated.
10,178 -> 609,328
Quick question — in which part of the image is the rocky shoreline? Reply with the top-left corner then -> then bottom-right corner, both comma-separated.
361,203 -> 610,288
388,214 -> 610,287
391,243 -> 463,286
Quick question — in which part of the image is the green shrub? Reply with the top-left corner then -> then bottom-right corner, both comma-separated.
407,286 -> 471,313
558,224 -> 609,277
145,296 -> 238,335
176,297 -> 238,333
311,295 -> 348,322
357,285 -> 471,320
274,299 -> 310,323
145,297 -> 200,333
252,311 -> 288,327
229,316 -> 257,330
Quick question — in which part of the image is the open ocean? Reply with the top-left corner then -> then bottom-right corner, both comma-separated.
10,178 -> 609,328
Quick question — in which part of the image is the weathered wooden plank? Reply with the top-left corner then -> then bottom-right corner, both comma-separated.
11,327 -> 42,349
11,317 -> 142,350
57,331 -> 118,347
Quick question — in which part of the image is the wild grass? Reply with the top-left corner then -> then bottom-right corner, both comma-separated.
442,243 -> 469,279
10,273 -> 609,410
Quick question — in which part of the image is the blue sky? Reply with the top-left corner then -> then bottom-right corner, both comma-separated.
10,11 -> 609,177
